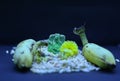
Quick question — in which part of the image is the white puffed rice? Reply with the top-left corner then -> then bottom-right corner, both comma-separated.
116,59 -> 120,62
30,46 -> 99,74
6,47 -> 16,55
6,50 -> 9,54
10,50 -> 15,55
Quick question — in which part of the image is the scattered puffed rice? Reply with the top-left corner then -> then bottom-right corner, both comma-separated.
30,46 -> 99,74
6,47 -> 16,55
116,59 -> 120,62
6,50 -> 9,54
10,50 -> 15,55
12,59 -> 14,61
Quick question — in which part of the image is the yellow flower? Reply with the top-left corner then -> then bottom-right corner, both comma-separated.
60,41 -> 79,59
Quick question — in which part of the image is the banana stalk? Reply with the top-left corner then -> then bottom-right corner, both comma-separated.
73,25 -> 116,69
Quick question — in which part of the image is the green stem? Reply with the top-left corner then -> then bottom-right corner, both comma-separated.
73,25 -> 88,46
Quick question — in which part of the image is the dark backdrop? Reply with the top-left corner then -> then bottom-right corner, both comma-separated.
0,0 -> 120,45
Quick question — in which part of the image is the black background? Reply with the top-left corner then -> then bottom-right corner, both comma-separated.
0,0 -> 120,46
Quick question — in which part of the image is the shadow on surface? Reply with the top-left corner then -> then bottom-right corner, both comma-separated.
13,65 -> 30,73
99,68 -> 116,74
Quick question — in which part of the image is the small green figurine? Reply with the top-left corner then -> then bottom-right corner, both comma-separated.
48,33 -> 65,54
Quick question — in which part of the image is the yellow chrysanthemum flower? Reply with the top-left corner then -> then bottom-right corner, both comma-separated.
60,41 -> 79,59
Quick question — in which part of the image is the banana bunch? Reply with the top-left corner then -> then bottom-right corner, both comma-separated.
73,26 -> 116,69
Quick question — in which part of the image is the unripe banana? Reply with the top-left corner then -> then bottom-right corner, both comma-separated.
13,39 -> 36,69
73,25 -> 116,69
83,43 -> 116,69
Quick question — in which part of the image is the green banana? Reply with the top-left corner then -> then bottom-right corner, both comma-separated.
13,39 -> 36,69
73,25 -> 116,69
